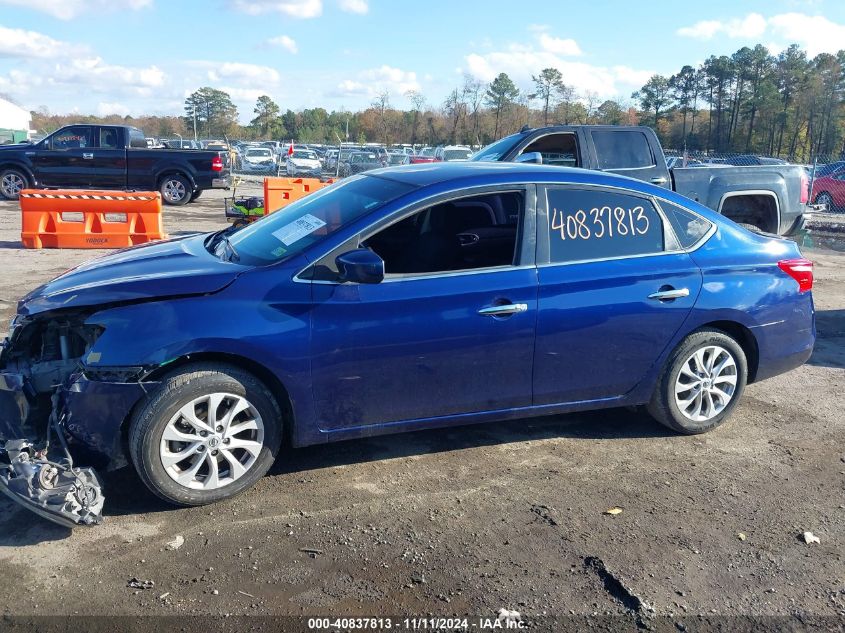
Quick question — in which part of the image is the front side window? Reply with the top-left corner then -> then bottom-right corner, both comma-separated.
546,188 -> 664,264
520,133 -> 579,167
222,175 -> 415,266
50,126 -> 94,150
591,130 -> 654,170
363,191 -> 524,276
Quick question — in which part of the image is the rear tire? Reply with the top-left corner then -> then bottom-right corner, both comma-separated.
0,168 -> 28,200
159,174 -> 192,206
128,363 -> 283,506
647,329 -> 747,435
737,222 -> 761,232
189,189 -> 203,203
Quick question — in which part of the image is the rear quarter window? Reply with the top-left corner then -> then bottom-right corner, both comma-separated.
658,200 -> 713,248
546,188 -> 664,264
591,130 -> 654,170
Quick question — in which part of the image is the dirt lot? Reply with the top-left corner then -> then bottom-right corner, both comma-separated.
0,189 -> 843,631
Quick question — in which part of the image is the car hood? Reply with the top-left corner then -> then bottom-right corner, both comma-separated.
18,233 -> 246,316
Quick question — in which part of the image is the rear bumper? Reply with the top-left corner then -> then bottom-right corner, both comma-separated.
211,176 -> 230,189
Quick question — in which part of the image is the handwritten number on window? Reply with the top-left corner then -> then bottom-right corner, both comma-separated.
552,205 -> 649,241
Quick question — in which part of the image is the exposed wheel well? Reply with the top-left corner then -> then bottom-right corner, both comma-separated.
699,320 -> 759,383
119,352 -> 295,461
0,164 -> 33,183
719,194 -> 779,233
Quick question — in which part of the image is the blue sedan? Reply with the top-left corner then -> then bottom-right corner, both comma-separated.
0,163 -> 815,525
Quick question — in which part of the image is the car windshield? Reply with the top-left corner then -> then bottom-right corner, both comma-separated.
221,175 -> 415,265
292,150 -> 317,159
444,149 -> 472,160
470,133 -> 523,161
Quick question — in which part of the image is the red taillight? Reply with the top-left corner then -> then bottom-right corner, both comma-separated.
211,156 -> 223,172
800,170 -> 809,204
778,258 -> 813,292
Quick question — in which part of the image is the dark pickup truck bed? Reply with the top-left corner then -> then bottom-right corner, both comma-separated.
0,124 -> 230,205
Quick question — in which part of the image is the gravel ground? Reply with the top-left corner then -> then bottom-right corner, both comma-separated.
0,190 -> 843,631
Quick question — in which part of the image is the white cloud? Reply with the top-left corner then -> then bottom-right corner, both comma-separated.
538,33 -> 582,56
676,11 -> 845,57
0,25 -> 84,59
464,37 -> 653,100
207,62 -> 280,85
227,0 -> 322,18
267,35 -> 298,54
338,0 -> 367,14
330,65 -> 420,99
0,0 -> 151,20
97,102 -> 131,117
53,57 -> 166,91
677,13 -> 767,40
768,13 -> 845,57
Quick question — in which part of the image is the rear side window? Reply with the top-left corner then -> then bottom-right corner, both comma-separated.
659,200 -> 713,248
591,130 -> 654,169
546,188 -> 664,264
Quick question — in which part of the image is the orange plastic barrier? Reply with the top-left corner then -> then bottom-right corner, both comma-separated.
263,177 -> 335,215
20,190 -> 166,249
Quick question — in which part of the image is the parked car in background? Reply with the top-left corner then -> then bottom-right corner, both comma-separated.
339,151 -> 382,177
387,152 -> 410,166
471,125 -> 810,235
241,147 -> 277,173
164,139 -> 203,150
324,149 -> 339,171
724,155 -> 789,166
435,145 -> 473,161
810,170 -> 845,212
0,124 -> 229,205
286,149 -> 323,177
0,162 -> 815,526
813,160 -> 845,178
408,147 -> 437,164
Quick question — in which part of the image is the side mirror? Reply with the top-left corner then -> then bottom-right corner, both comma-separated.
335,248 -> 384,284
515,151 -> 543,165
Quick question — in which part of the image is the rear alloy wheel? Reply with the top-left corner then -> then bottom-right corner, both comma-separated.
0,168 -> 27,200
160,174 -> 191,206
129,363 -> 282,506
647,329 -> 747,434
815,192 -> 835,213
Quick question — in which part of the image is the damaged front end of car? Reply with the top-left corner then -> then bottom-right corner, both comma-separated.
0,312 -> 107,527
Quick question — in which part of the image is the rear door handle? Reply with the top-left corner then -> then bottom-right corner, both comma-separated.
648,288 -> 690,301
650,176 -> 668,184
478,303 -> 528,317
82,153 -> 94,160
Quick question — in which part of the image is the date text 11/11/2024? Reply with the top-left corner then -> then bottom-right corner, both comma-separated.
306,616 -> 526,629
552,205 -> 650,241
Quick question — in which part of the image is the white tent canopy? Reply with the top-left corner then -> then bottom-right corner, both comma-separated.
0,97 -> 31,135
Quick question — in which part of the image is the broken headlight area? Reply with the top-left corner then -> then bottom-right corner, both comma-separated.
1,312 -> 106,527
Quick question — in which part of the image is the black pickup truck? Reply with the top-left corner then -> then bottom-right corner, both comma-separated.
0,124 -> 230,205
472,125 -> 810,236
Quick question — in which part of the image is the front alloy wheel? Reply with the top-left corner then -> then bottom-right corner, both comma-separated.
0,169 -> 27,200
160,393 -> 265,490
129,363 -> 282,505
815,192 -> 835,212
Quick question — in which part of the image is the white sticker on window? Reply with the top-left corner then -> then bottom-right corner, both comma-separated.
272,213 -> 327,246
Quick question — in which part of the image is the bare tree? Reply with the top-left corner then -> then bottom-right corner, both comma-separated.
371,91 -> 390,144
462,75 -> 484,145
405,90 -> 426,145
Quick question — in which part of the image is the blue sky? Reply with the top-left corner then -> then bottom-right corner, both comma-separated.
1,0 -> 844,122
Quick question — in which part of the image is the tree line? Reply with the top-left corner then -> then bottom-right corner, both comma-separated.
28,41 -> 845,162
635,44 -> 845,162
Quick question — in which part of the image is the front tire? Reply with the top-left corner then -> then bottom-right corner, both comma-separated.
159,174 -> 192,206
647,329 -> 747,435
128,363 -> 283,506
0,168 -> 28,200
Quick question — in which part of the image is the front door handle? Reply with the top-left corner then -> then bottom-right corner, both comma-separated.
648,288 -> 690,301
478,303 -> 528,317
650,176 -> 668,184
82,153 -> 94,160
